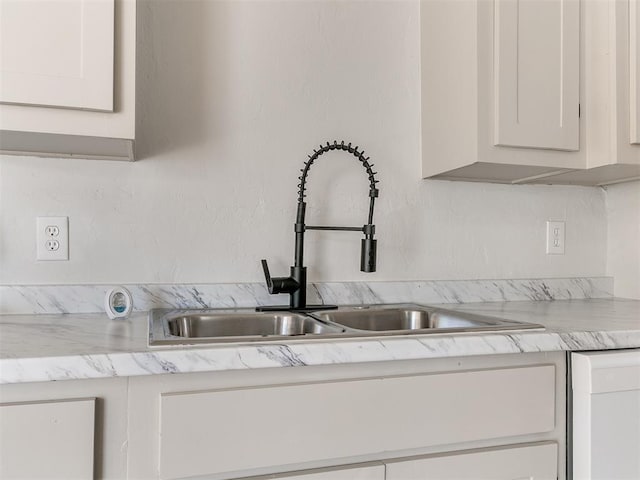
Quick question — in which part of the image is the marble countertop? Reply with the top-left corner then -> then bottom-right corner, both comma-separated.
1,298 -> 639,384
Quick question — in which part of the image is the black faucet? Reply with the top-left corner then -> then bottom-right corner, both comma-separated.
258,140 -> 379,312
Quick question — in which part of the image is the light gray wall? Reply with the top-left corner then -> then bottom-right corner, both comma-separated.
0,0 -> 609,285
607,181 -> 640,299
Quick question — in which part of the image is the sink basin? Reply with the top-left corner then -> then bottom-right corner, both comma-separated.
149,309 -> 345,345
311,304 -> 543,334
148,304 -> 543,346
169,312 -> 340,337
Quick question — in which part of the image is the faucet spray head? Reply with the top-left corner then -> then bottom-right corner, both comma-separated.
360,236 -> 377,273
361,223 -> 377,273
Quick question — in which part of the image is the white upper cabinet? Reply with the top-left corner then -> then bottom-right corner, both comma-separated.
533,0 -> 640,185
494,0 -> 580,151
421,0 -> 640,186
0,0 -> 135,161
631,0 -> 640,144
0,0 -> 115,111
421,0 -> 585,184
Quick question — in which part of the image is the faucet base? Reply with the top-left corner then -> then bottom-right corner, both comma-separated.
255,304 -> 338,313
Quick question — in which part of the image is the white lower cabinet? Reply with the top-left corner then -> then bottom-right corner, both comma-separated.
0,377 -> 129,480
157,365 -> 553,478
385,443 -> 558,480
128,352 -> 566,480
236,464 -> 385,480
0,353 -> 566,480
572,349 -> 640,480
0,398 -> 96,480
252,443 -> 558,480
280,465 -> 384,480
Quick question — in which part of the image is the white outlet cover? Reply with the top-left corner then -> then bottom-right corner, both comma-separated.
546,220 -> 565,255
37,216 -> 69,261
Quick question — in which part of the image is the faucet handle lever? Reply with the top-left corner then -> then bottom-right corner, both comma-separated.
261,259 -> 274,293
261,259 -> 300,295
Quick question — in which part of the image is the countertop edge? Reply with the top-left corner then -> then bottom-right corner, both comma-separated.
2,328 -> 639,385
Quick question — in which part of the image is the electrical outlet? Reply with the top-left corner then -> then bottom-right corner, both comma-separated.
37,217 -> 68,261
546,221 -> 565,255
45,225 -> 59,237
46,239 -> 60,251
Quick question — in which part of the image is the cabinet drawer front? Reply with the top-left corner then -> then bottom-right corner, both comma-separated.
0,397 -> 95,479
385,442 -> 557,480
159,365 -> 555,479
236,463 -> 385,480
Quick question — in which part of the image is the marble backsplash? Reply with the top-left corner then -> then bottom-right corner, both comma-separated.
0,277 -> 614,315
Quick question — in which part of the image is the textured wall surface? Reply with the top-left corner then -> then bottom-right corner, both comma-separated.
0,0 -> 609,285
606,181 -> 640,299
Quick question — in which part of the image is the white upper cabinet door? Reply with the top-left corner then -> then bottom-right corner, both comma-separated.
630,0 -> 640,144
494,0 -> 580,151
0,0 -> 115,111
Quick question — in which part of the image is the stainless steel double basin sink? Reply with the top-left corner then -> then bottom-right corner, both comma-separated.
149,304 -> 544,345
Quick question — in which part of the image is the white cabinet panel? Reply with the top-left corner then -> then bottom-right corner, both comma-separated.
0,0 -> 115,111
0,377 -> 129,480
572,350 -> 640,480
494,0 -> 580,151
590,390 -> 640,479
386,442 -> 558,480
158,365 -> 555,479
236,464 -> 385,480
0,397 -> 95,479
631,0 -> 640,144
